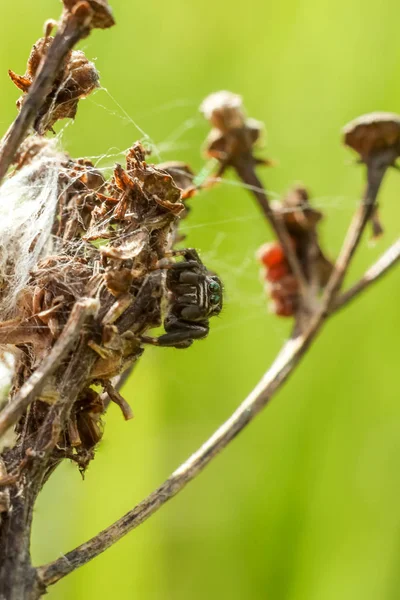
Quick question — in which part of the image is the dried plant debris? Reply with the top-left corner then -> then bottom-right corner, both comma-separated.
258,186 -> 333,317
9,38 -> 100,134
343,112 -> 400,238
200,91 -> 268,174
156,161 -> 196,197
0,138 -> 222,471
343,112 -> 400,161
277,185 -> 333,286
62,0 -> 115,29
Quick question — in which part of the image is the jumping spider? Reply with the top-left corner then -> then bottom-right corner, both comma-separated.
142,249 -> 223,349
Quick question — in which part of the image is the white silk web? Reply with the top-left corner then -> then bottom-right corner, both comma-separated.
0,89 -> 362,337
0,140 -> 63,318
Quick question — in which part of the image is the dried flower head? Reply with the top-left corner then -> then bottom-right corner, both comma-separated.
257,186 -> 333,317
278,185 -> 323,236
343,112 -> 400,238
0,137 -> 223,471
62,0 -> 115,29
9,39 -> 100,133
201,90 -> 264,169
200,91 -> 245,132
277,185 -> 333,287
343,112 -> 400,163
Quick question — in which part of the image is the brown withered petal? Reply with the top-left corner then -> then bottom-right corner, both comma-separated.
101,231 -> 149,261
343,112 -> 400,161
8,72 -> 31,94
62,0 -> 115,29
26,37 -> 53,77
157,162 -> 195,193
10,38 -> 100,133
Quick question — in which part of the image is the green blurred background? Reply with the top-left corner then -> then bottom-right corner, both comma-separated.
1,1 -> 400,598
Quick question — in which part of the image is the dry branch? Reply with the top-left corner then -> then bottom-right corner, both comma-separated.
0,0 -> 114,182
0,2 -> 398,598
37,237 -> 400,587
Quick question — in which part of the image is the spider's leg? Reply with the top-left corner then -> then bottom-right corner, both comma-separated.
141,318 -> 209,349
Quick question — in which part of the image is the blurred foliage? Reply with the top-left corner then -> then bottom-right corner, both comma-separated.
1,0 -> 400,598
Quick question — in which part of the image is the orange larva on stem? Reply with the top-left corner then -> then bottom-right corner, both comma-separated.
256,242 -> 286,268
265,262 -> 289,282
257,239 -> 299,318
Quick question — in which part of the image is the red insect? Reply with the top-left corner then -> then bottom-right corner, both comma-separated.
257,242 -> 299,317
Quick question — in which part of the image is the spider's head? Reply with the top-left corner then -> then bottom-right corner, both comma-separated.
205,275 -> 223,317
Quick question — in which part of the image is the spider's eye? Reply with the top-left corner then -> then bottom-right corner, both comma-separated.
209,281 -> 220,293
210,294 -> 221,305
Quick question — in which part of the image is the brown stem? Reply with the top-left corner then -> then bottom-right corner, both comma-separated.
0,483 -> 44,600
322,156 -> 391,307
36,230 -> 400,588
233,158 -> 310,304
37,332 -> 315,587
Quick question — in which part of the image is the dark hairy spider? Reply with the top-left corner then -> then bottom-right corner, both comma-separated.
142,249 -> 223,349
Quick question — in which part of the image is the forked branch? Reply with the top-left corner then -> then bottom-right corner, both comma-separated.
37,235 -> 400,588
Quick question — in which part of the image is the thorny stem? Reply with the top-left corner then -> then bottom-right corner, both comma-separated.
0,299 -> 99,440
36,239 -> 400,588
0,6 -> 92,183
233,158 -> 310,306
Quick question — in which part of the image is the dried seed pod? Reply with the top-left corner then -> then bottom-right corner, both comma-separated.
200,91 -> 264,170
257,186 -> 333,317
200,91 -> 246,132
274,185 -> 334,287
343,112 -> 400,238
9,39 -> 100,133
279,186 -> 323,235
62,0 -> 115,29
343,112 -> 400,162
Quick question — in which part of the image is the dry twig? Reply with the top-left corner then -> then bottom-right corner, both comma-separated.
0,0 -> 114,182
37,233 -> 399,587
0,3 -> 398,598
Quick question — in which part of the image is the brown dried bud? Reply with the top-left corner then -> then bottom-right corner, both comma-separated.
201,91 -> 246,132
62,0 -> 115,29
9,39 -> 100,133
343,112 -> 400,239
200,90 -> 264,168
274,185 -> 333,288
278,185 -> 323,236
343,112 -> 400,162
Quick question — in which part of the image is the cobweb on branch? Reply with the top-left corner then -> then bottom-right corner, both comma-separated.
0,88 -> 363,333
0,139 -> 64,318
